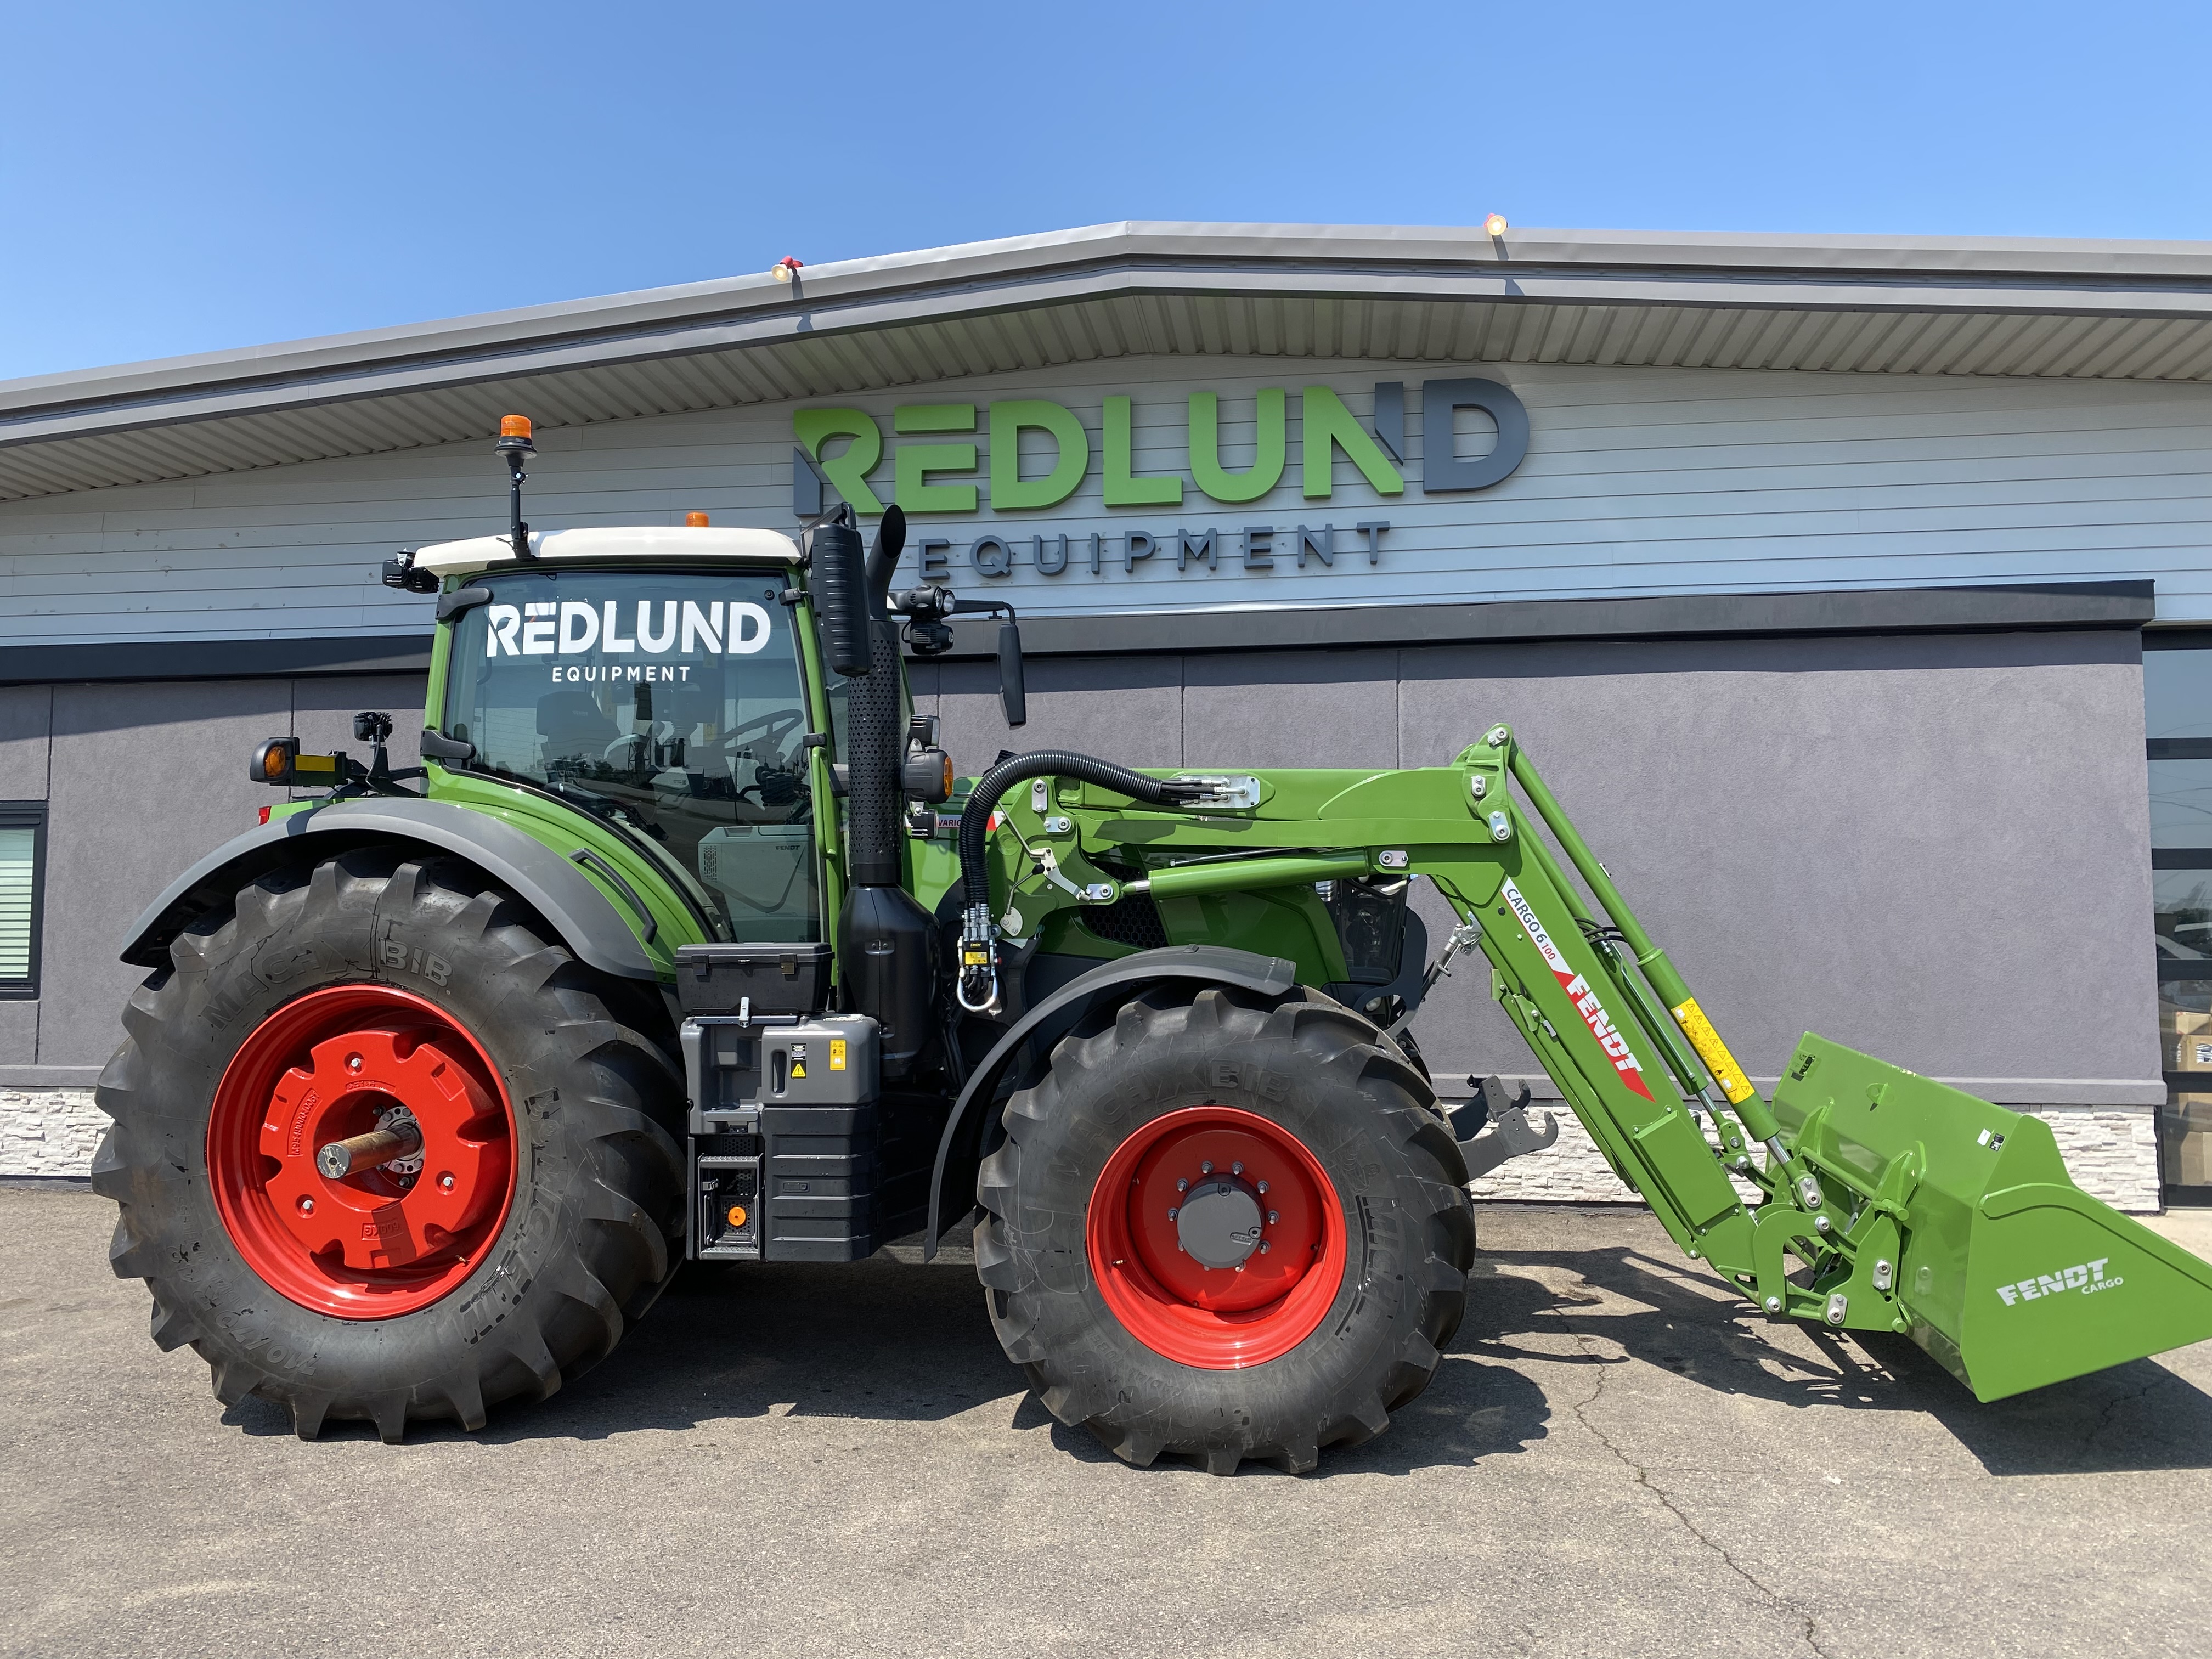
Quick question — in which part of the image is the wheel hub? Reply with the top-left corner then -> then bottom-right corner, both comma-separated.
1086,1104 -> 1347,1369
261,1025 -> 500,1271
1173,1172 -> 1265,1269
207,984 -> 517,1318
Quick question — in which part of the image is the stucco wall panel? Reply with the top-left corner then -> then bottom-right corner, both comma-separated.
38,680 -> 285,1067
0,685 -> 52,799
1398,629 -> 2158,1091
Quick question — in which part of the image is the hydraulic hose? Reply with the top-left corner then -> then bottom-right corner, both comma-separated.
958,751 -> 1198,909
953,750 -> 1204,1012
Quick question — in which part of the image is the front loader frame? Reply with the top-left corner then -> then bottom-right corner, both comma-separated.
973,724 -> 2212,1394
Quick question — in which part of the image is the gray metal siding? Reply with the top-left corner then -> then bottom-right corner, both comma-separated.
3,359 -> 2210,647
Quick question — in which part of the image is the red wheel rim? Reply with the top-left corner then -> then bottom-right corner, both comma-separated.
206,984 -> 517,1319
1086,1105 -> 1346,1370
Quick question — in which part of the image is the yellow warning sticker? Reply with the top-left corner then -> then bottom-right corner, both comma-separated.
791,1060 -> 807,1079
830,1039 -> 847,1071
1670,998 -> 1756,1104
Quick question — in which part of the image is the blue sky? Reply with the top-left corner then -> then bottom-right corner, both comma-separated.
1,0 -> 2206,381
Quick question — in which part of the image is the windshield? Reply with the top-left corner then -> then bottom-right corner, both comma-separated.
442,566 -> 821,942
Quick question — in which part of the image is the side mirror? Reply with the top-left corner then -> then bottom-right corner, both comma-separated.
943,595 -> 1030,729
997,620 -> 1028,729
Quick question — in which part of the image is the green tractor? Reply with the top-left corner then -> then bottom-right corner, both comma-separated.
95,416 -> 2212,1470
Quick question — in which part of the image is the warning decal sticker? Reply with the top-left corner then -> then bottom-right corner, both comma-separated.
1499,876 -> 1655,1101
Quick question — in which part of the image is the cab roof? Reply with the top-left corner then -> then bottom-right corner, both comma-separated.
415,524 -> 801,578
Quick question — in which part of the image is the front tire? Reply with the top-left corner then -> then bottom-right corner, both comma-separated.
93,848 -> 685,1441
974,984 -> 1475,1474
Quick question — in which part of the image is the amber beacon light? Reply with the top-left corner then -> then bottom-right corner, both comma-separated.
495,415 -> 537,558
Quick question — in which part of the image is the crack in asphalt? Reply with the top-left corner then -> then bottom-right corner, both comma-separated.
1557,1306 -> 1837,1659
2079,1368 -> 2168,1468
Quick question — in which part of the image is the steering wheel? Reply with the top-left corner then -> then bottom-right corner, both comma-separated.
718,707 -> 809,769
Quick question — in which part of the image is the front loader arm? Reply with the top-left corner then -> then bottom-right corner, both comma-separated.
1420,729 -> 1898,1332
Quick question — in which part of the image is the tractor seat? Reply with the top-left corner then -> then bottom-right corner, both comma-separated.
536,688 -> 621,767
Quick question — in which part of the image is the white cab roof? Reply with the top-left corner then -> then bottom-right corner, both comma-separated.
414,524 -> 799,577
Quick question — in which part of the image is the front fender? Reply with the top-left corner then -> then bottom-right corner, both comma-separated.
120,797 -> 661,981
923,944 -> 1297,1256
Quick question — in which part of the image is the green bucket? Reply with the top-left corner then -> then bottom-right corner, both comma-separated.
1773,1036 -> 2212,1401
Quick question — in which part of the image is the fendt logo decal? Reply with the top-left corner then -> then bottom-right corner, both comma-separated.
1499,877 -> 1654,1101
1995,1259 -> 2123,1308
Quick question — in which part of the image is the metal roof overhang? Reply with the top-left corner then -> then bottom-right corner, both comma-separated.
4,221 -> 2211,502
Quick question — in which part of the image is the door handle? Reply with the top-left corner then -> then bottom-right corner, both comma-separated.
571,847 -> 659,944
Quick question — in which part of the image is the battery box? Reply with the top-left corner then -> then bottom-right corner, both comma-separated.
684,1013 -> 889,1262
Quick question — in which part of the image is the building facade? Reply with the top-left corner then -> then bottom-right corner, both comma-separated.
4,222 -> 2208,1208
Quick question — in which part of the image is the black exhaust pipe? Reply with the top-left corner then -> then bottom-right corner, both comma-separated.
823,507 -> 938,1070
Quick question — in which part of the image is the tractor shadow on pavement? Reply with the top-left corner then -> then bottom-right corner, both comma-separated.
1465,1240 -> 2212,1477
220,1226 -> 2212,1477
222,1250 -> 1556,1474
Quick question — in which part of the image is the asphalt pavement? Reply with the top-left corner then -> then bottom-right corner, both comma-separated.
5,1185 -> 2210,1658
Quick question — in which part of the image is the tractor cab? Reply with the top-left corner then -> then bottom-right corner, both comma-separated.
409,524 -> 853,946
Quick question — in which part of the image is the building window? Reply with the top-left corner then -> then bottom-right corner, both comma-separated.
0,804 -> 43,998
2146,637 -> 2212,1204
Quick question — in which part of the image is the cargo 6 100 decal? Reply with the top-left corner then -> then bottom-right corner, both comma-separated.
1500,877 -> 1655,1099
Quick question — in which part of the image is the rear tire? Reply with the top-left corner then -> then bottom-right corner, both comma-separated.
974,983 -> 1475,1474
93,848 -> 685,1441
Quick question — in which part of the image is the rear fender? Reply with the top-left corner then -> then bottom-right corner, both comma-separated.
923,945 -> 1297,1256
120,797 -> 661,981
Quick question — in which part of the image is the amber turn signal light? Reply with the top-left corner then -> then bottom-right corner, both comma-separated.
252,737 -> 297,783
726,1204 -> 748,1229
899,747 -> 954,804
250,737 -> 347,787
685,511 -> 710,527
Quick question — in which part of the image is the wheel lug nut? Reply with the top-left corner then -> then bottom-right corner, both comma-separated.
1267,1210 -> 1279,1224
1167,1207 -> 1180,1220
439,1173 -> 455,1192
1200,1161 -> 1213,1175
346,1053 -> 363,1073
1176,1178 -> 1188,1192
1259,1242 -> 1270,1254
297,1197 -> 314,1215
1231,1161 -> 1244,1175
1256,1180 -> 1268,1194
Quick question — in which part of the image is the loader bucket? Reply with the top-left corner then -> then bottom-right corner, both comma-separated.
1773,1036 -> 2212,1401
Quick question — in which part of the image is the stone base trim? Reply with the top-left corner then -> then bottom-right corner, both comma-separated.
0,1086 -> 2167,1212
1467,1100 -> 2163,1213
2,1089 -> 109,1180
